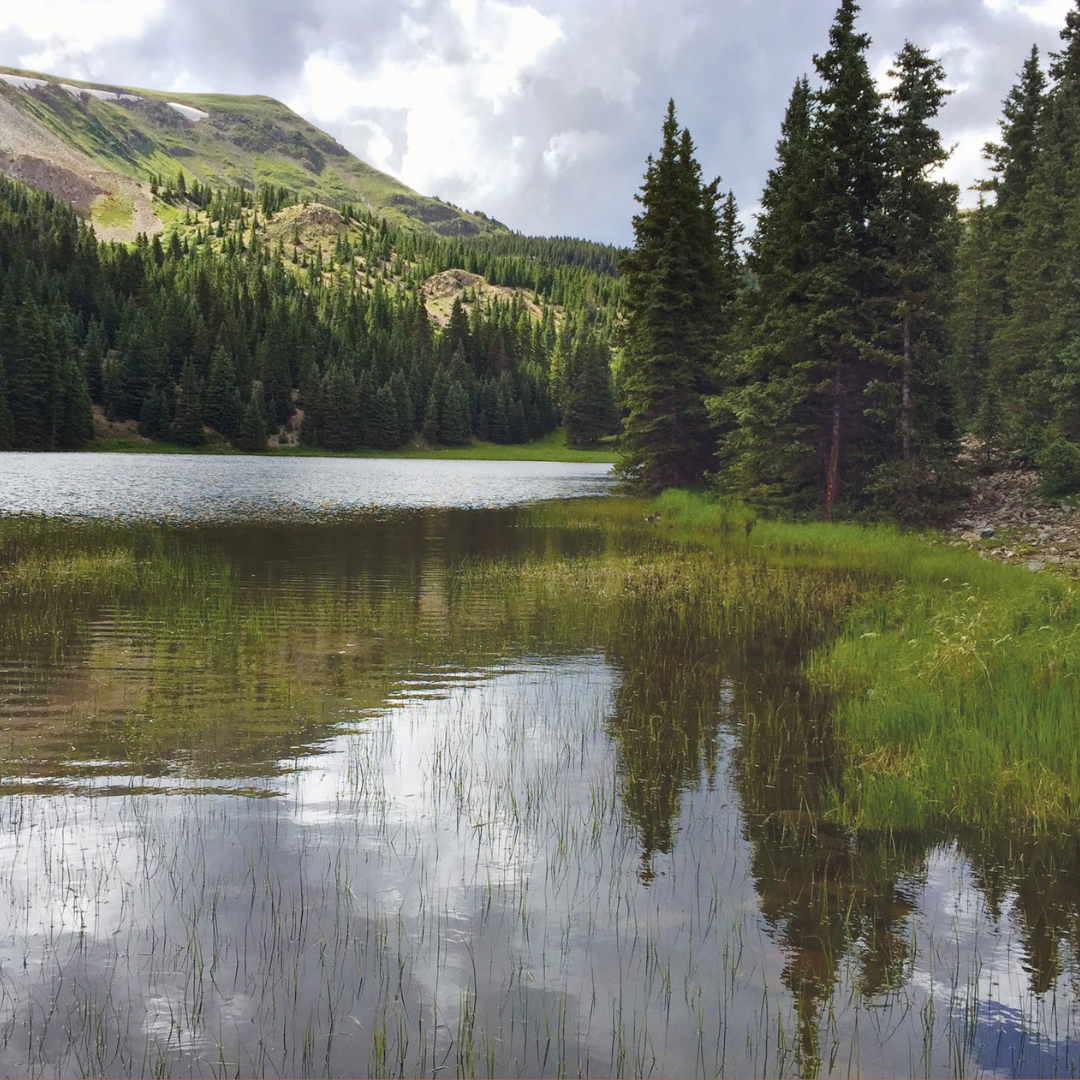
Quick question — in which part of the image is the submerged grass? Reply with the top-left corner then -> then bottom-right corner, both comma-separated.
2,492 -> 1078,1076
4,490 -> 1076,835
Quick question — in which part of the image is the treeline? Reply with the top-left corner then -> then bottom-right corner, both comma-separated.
622,0 -> 958,515
0,177 -> 620,453
349,211 -> 624,317
954,10 -> 1080,496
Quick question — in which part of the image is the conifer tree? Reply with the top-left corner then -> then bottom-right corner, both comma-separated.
258,334 -> 293,429
83,317 -> 108,403
57,353 -> 93,449
565,337 -> 617,446
204,346 -> 242,439
390,370 -> 414,443
369,384 -> 402,449
810,0 -> 888,515
869,41 -> 960,516
0,355 -> 14,450
138,384 -> 172,441
952,198 -> 997,417
985,46 -> 1047,222
714,77 -> 823,508
318,364 -> 359,450
173,358 -> 204,446
618,100 -> 721,491
992,10 -> 1080,436
235,381 -> 268,452
439,381 -> 472,445
422,388 -> 441,443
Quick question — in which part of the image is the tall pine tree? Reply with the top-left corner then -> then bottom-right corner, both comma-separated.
618,100 -> 721,491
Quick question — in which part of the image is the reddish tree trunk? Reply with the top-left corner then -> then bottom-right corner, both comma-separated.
824,386 -> 842,520
902,316 -> 912,462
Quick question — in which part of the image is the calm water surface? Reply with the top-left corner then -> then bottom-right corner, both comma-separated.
0,453 -> 615,521
0,454 -> 1076,1079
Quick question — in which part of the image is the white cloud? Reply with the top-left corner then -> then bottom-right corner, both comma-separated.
0,0 -> 166,59
289,0 -> 562,204
0,0 -> 1076,242
542,129 -> 605,178
985,0 -> 1073,27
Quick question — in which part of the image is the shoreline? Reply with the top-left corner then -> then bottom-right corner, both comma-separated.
72,428 -> 619,465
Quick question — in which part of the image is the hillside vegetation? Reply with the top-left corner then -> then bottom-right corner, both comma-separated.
0,172 -> 624,455
0,66 -> 502,240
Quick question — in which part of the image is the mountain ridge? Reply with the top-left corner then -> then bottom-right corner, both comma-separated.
0,65 -> 507,241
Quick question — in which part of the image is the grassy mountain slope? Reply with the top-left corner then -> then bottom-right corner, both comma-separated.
0,66 -> 505,240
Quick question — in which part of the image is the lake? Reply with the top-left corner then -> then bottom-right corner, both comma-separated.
0,453 -> 1076,1078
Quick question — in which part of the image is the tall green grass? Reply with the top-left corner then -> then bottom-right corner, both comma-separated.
649,490 -> 1080,832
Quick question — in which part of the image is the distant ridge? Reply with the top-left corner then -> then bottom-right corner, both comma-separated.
0,66 -> 507,241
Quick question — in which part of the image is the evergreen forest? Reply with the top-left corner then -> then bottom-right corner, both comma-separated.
621,0 -> 1080,517
5,0 -> 1080,520
0,180 -> 621,455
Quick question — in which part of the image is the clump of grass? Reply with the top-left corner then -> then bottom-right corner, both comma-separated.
0,517 -> 231,654
649,490 -> 1080,832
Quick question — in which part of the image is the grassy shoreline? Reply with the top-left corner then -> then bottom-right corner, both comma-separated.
645,490 -> 1079,833
80,428 -> 620,464
3,486 -> 1073,836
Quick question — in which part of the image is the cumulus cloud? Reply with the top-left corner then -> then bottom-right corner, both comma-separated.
0,0 -> 1072,242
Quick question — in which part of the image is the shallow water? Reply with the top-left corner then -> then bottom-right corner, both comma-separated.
0,456 -> 1077,1078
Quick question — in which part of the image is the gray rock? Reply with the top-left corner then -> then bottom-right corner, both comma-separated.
1027,559 -> 1045,572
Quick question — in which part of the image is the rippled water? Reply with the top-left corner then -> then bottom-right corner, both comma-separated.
0,452 -> 615,521
0,456 -> 1077,1079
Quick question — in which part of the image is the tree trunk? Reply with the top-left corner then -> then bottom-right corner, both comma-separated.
824,379 -> 842,520
901,316 -> 912,462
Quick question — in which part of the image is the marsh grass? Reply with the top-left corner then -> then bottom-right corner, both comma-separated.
629,490 -> 1080,832
3,499 -> 1080,1077
6,496 -> 1077,833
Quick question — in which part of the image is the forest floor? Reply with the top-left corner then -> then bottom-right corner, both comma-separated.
946,466 -> 1080,571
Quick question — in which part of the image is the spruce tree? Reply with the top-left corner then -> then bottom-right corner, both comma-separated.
83,317 -> 108,403
235,381 -> 268,452
7,302 -> 57,449
565,337 -> 617,446
715,77 -> 823,509
618,100 -> 721,491
258,334 -> 293,429
56,354 -> 93,449
318,364 -> 359,450
138,384 -> 172,441
993,12 -> 1080,436
173,358 -> 205,447
422,388 -> 441,443
870,41 -> 960,517
204,345 -> 242,439
389,370 -> 414,443
439,381 -> 472,445
985,46 -> 1046,222
952,198 -> 997,418
368,384 -> 402,449
0,354 -> 15,450
811,0 -> 888,515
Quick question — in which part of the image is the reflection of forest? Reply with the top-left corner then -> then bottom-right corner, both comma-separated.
4,509 -> 1080,1073
0,508 -> 607,783
602,606 -> 1080,1076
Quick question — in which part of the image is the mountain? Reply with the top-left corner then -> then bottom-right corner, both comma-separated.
0,66 -> 506,242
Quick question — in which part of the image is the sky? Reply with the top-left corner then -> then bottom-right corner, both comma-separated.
0,0 -> 1074,245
